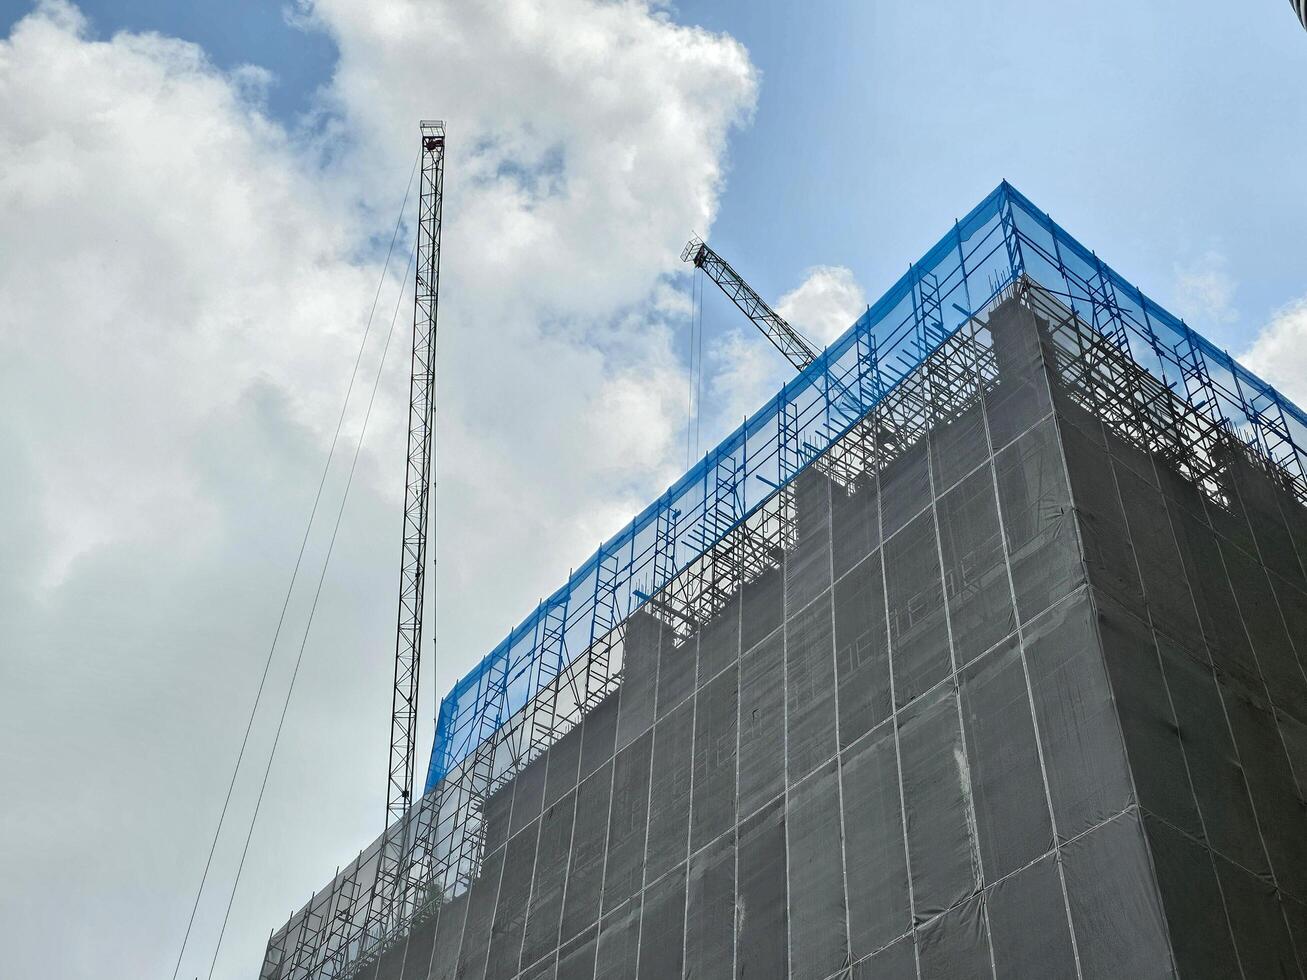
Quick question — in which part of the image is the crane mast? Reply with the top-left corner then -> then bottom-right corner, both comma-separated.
374,119 -> 445,933
681,235 -> 820,370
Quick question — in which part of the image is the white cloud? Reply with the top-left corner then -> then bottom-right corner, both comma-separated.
1244,296 -> 1307,406
0,2 -> 756,977
0,4 -> 376,588
774,264 -> 867,347
297,0 -> 759,660
1172,248 -> 1238,328
707,325 -> 789,427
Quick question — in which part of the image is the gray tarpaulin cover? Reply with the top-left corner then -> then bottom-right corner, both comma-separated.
360,301 -> 1307,979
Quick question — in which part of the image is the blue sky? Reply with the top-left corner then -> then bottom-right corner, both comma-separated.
14,0 -> 1304,355
687,0 -> 1307,357
0,0 -> 337,118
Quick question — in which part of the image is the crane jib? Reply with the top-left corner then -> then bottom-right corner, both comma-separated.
681,236 -> 821,370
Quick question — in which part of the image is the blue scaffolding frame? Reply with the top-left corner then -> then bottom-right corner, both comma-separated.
425,180 -> 1307,794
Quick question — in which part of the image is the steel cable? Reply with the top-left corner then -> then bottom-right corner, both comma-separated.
206,228 -> 419,980
695,264 -> 704,460
170,152 -> 418,980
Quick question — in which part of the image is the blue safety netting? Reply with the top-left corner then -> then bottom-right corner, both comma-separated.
425,180 -> 1307,793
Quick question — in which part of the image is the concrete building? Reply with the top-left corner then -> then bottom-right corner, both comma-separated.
263,184 -> 1307,979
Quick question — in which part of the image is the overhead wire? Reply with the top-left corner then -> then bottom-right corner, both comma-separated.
206,228 -> 419,980
169,151 -> 419,980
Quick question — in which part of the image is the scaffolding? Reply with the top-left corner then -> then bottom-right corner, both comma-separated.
260,181 -> 1307,980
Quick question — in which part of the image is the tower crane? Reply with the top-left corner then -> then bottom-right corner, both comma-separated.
681,236 -> 821,370
371,118 -> 445,939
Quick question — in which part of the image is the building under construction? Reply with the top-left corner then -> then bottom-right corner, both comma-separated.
261,163 -> 1307,978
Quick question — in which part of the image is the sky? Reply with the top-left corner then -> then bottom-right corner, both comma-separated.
0,1 -> 1304,977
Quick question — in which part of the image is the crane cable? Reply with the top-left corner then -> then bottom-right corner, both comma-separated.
170,150 -> 419,980
686,266 -> 704,468
695,265 -> 704,461
206,231 -> 418,978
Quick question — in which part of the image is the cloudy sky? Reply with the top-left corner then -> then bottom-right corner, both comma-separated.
1,1 -> 1304,977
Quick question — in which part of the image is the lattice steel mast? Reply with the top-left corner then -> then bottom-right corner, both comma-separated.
682,236 -> 820,369
374,119 -> 445,932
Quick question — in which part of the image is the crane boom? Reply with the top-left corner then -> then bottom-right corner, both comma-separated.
681,236 -> 820,370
